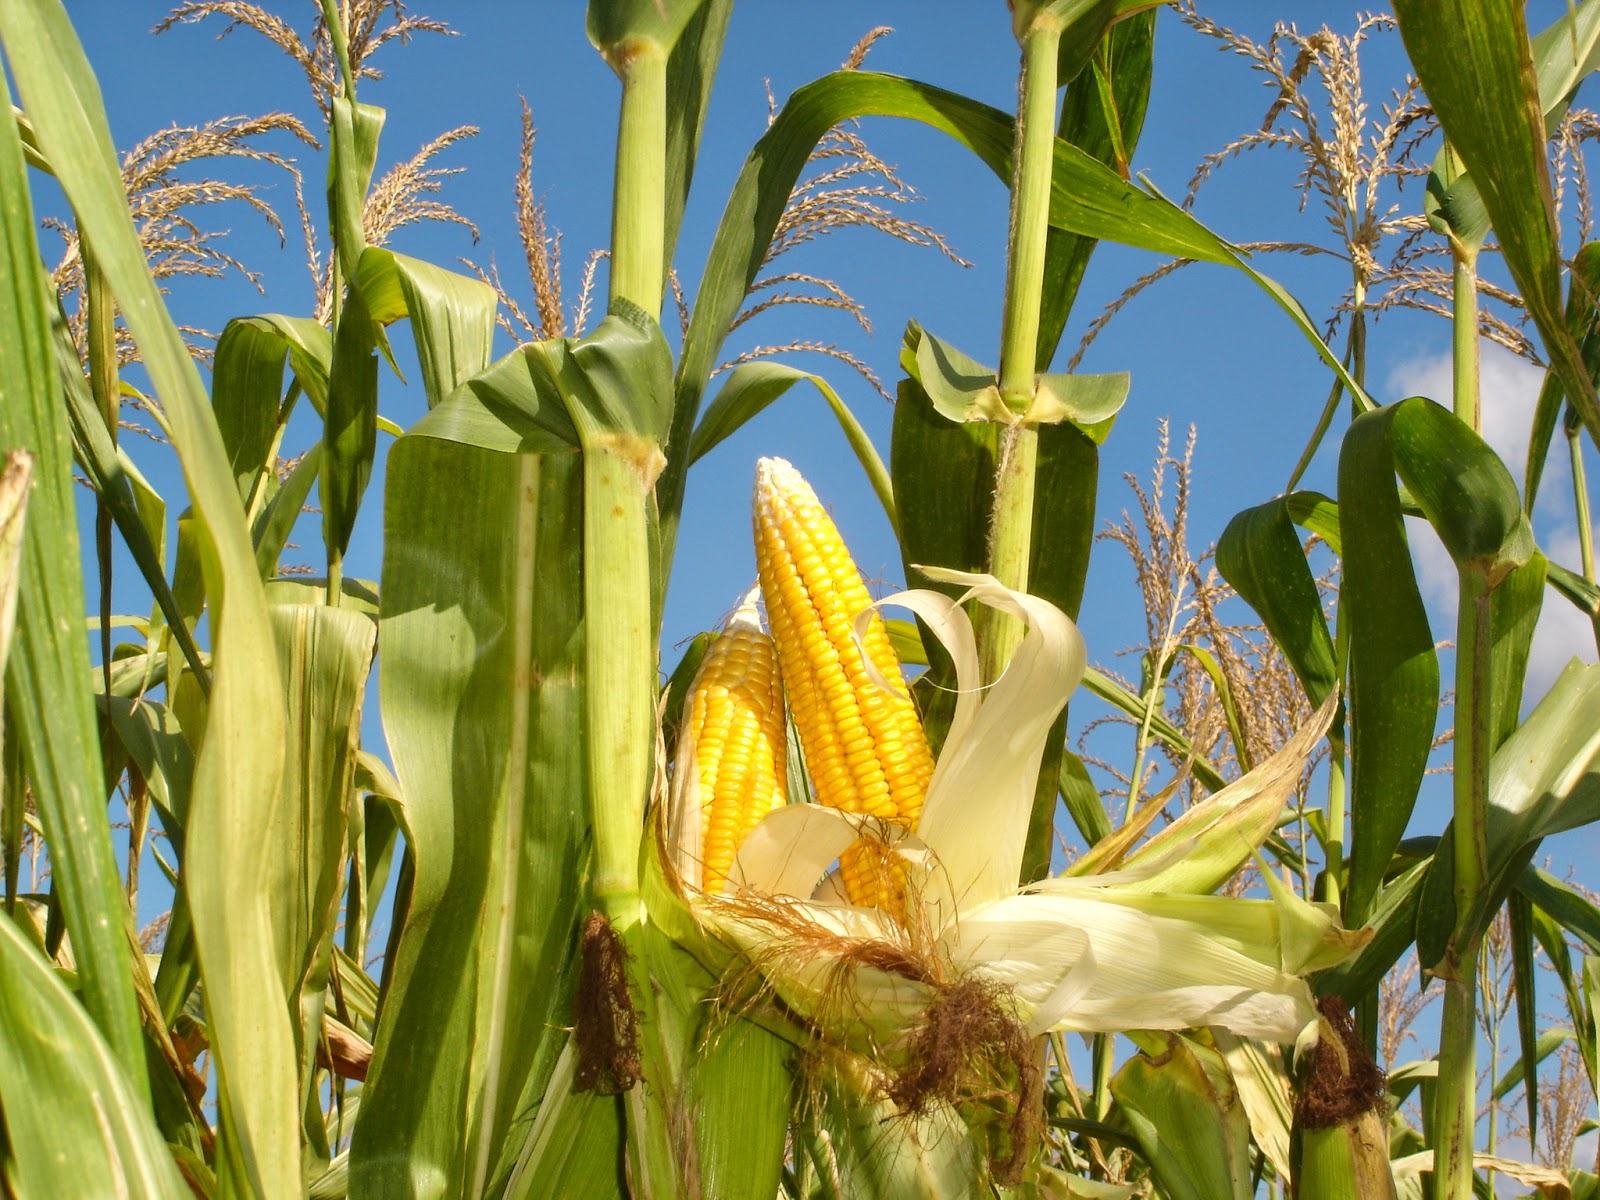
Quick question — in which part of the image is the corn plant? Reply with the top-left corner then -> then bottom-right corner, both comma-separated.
2,2 -> 1600,1199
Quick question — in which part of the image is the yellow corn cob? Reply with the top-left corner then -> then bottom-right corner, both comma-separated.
673,590 -> 788,893
752,457 -> 935,912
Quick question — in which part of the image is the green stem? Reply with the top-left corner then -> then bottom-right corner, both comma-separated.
997,23 -> 1061,411
578,441 -> 677,1199
1432,949 -> 1481,1200
1451,246 -> 1480,432
1326,608 -> 1349,909
1323,729 -> 1346,907
1431,253 -> 1490,1199
1570,422 -> 1600,658
1433,573 -> 1491,1200
1570,421 -> 1595,582
319,0 -> 355,100
982,425 -> 1039,682
82,240 -> 118,701
609,40 -> 668,317
582,448 -> 655,912
980,19 -> 1060,684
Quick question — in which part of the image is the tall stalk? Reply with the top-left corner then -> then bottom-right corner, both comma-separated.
981,14 -> 1061,686
610,40 -> 668,316
1432,237 -> 1489,1200
581,24 -> 677,1196
1569,419 -> 1599,655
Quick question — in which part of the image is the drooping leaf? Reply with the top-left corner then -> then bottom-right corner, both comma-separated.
55,303 -> 207,684
328,96 -> 383,281
1337,404 -> 1441,926
0,916 -> 189,1199
356,246 -> 497,409
408,344 -> 581,455
268,602 -> 376,1114
690,360 -> 895,533
662,0 -> 730,274
322,280 -> 381,564
0,46 -> 144,1091
1217,497 -> 1338,706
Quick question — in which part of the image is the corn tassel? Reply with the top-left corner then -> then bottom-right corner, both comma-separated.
671,590 -> 787,892
752,457 -> 935,911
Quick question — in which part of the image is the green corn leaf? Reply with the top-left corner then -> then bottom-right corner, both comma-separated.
499,1040 -> 627,1200
1337,403 -> 1441,926
689,1022 -> 790,1200
328,97 -> 383,281
356,246 -> 497,409
323,281 -> 381,563
810,1056 -> 984,1200
1520,864 -> 1600,956
662,0 -> 730,275
1526,899 -> 1599,1092
0,53 -> 145,1090
1217,497 -> 1338,707
1388,399 -> 1534,585
101,693 -> 201,1026
1531,0 -> 1600,124
352,442 -> 587,1199
1017,420 -> 1102,881
1060,748 -> 1112,848
690,359 -> 895,533
4,5 -> 313,1177
1525,242 -> 1600,510
212,318 -> 290,508
1392,0 -> 1600,450
55,306 -> 207,685
1285,489 -> 1342,554
892,371 -> 996,753
1037,9 -> 1156,366
231,314 -> 334,415
1506,889 -> 1543,1137
0,915 -> 189,1198
1029,370 -> 1128,439
905,326 -> 1008,423
1487,552 -> 1546,750
1112,1032 -> 1254,1200
1316,858 -> 1431,1004
255,443 -> 322,578
0,455 -> 29,914
409,344 -> 582,455
1549,557 -> 1600,621
268,602 -> 375,1106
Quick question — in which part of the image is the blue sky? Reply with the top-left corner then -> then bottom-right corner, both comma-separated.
52,3 -> 1600,881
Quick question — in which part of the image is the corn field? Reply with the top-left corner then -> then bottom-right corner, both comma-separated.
1,1 -> 1598,1198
